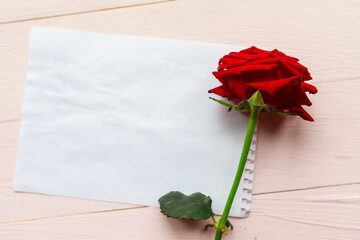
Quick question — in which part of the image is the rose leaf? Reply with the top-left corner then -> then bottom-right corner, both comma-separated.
158,191 -> 213,220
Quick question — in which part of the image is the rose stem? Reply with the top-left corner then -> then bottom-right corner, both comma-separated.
214,105 -> 262,240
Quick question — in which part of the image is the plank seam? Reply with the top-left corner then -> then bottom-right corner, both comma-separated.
1,183 -> 358,224
0,119 -> 20,124
253,182 -> 360,196
315,77 -> 360,84
0,0 -> 176,25
0,206 -> 148,225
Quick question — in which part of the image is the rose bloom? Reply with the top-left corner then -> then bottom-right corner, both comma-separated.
209,46 -> 317,121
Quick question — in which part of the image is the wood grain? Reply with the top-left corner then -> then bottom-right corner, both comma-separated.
1,184 -> 358,239
1,0 -> 359,122
0,0 -> 359,123
0,0 -> 173,24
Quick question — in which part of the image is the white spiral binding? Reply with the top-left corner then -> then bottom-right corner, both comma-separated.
238,124 -> 258,218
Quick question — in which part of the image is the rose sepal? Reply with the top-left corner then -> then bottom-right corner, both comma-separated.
209,97 -> 250,112
210,90 -> 301,117
210,90 -> 266,113
247,90 -> 266,109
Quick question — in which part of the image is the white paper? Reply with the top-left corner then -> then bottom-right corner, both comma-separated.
14,27 -> 257,217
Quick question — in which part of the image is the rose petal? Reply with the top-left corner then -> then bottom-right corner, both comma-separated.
286,60 -> 312,80
302,82 -> 318,94
208,85 -> 232,98
218,58 -> 248,70
225,52 -> 270,60
286,106 -> 314,121
241,46 -> 268,55
223,47 -> 270,60
247,57 -> 280,65
241,65 -> 282,83
270,49 -> 299,62
248,76 -> 313,107
218,63 -> 230,71
298,84 -> 313,107
275,60 -> 306,79
213,64 -> 277,79
247,76 -> 300,97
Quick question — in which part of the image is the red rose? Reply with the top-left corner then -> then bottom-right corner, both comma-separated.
209,46 -> 317,121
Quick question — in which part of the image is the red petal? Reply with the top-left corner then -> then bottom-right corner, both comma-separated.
247,52 -> 272,60
276,59 -> 310,80
218,57 -> 248,70
286,60 -> 312,80
208,85 -> 232,98
218,63 -> 230,71
227,52 -> 247,58
240,46 -> 268,55
223,47 -> 270,60
281,60 -> 305,77
247,76 -> 313,107
225,52 -> 271,60
270,49 -> 299,62
248,57 -> 280,65
286,106 -> 314,121
247,76 -> 300,97
213,64 -> 277,78
302,82 -> 318,94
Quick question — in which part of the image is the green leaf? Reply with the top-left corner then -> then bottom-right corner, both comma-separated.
159,191 -> 213,220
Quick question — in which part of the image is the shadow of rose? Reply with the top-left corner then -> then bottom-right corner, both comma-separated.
255,110 -> 309,167
258,111 -> 287,133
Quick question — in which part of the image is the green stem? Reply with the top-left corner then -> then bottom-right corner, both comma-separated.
214,105 -> 262,240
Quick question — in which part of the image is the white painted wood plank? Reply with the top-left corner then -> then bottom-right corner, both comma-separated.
0,0 -> 171,24
0,0 -> 359,122
0,184 -> 358,240
0,0 -> 359,224
0,0 -> 359,87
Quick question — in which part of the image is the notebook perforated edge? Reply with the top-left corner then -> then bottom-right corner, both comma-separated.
238,124 -> 258,218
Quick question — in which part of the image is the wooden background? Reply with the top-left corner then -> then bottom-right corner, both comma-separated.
0,0 -> 359,239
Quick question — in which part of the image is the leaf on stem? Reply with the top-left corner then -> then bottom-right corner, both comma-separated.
159,191 -> 214,220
